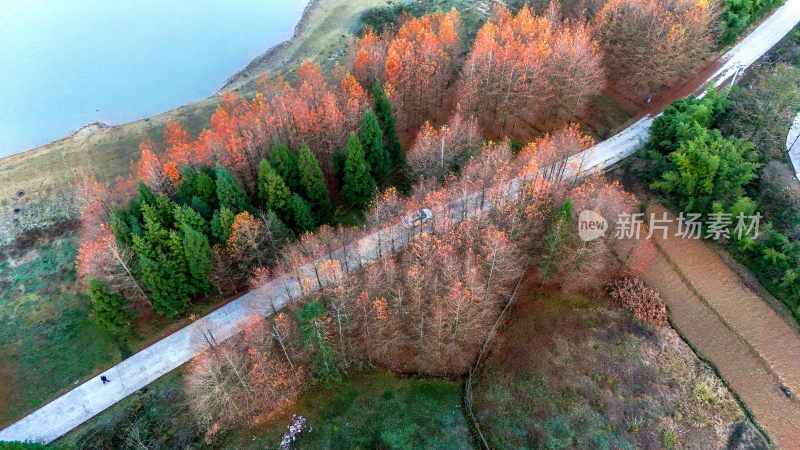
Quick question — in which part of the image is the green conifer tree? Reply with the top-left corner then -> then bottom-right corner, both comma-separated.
297,301 -> 342,384
176,165 -> 199,203
270,143 -> 301,192
373,84 -> 404,167
190,196 -> 213,220
211,206 -> 235,244
109,205 -> 132,246
333,149 -> 347,189
298,143 -> 333,220
538,199 -> 573,282
215,166 -> 248,213
291,193 -> 317,233
258,160 -> 293,218
174,204 -> 208,235
155,194 -> 178,229
195,170 -> 217,207
132,204 -> 191,317
182,225 -> 212,294
341,133 -> 377,209
360,109 -> 391,185
88,279 -> 132,337
137,180 -> 157,208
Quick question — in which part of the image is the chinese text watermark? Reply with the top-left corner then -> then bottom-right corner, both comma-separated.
578,210 -> 761,242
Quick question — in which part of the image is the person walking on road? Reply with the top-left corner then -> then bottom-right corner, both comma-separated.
100,375 -> 110,384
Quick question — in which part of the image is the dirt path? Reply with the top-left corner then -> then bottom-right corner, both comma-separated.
641,205 -> 800,448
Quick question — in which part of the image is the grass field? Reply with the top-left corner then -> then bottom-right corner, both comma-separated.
0,231 -> 120,428
223,372 -> 471,449
473,284 -> 766,449
0,224 -> 257,428
59,371 -> 471,449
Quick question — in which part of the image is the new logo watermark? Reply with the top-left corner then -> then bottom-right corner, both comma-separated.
577,210 -> 761,242
578,210 -> 608,242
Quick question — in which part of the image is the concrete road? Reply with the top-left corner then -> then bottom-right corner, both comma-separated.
3,0 -> 800,443
786,113 -> 800,180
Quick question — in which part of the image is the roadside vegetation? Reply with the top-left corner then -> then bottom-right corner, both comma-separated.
59,371 -> 470,449
634,28 -> 800,321
0,227 -> 119,426
719,0 -> 786,45
223,373 -> 470,449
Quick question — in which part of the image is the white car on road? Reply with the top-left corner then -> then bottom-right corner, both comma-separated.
402,208 -> 433,228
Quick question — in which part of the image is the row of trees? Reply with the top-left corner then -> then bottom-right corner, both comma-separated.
78,2 -> 709,333
459,4 -> 605,133
719,0 -> 784,44
138,61 -> 402,192
593,0 -> 715,97
529,0 -> 778,45
78,167 -> 292,320
78,92 -> 404,327
183,127 -> 655,430
349,1 -> 719,143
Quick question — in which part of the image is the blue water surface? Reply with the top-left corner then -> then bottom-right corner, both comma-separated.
0,0 -> 308,157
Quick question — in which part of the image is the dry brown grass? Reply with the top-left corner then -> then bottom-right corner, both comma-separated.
610,275 -> 668,326
473,280 -> 763,449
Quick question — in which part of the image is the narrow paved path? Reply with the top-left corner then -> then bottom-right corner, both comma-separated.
786,112 -> 800,180
3,0 -> 800,444
642,206 -> 800,447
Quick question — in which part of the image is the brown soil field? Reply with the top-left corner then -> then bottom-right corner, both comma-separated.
642,204 -> 800,448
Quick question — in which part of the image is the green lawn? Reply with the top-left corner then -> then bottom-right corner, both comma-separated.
0,227 -> 276,429
0,236 -> 120,427
222,372 -> 472,450
58,371 -> 472,449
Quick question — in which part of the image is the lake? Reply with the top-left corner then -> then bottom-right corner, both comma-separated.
0,0 -> 309,157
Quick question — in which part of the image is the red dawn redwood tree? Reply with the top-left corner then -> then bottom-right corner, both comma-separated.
593,0 -> 715,97
460,5 -> 604,135
384,10 -> 462,133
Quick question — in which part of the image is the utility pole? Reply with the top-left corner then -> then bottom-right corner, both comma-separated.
440,125 -> 448,168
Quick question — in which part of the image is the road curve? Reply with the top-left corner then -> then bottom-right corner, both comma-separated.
3,0 -> 800,443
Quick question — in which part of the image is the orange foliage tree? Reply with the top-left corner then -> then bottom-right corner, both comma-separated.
593,0 -> 715,97
76,223 -> 148,305
349,28 -> 391,87
406,108 -> 481,180
518,123 -> 595,188
459,5 -> 605,135
133,61 -> 368,191
136,141 -> 173,195
384,10 -> 462,133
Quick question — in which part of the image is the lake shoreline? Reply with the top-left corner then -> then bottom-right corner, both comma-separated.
0,0 -> 318,162
221,0 -> 318,90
